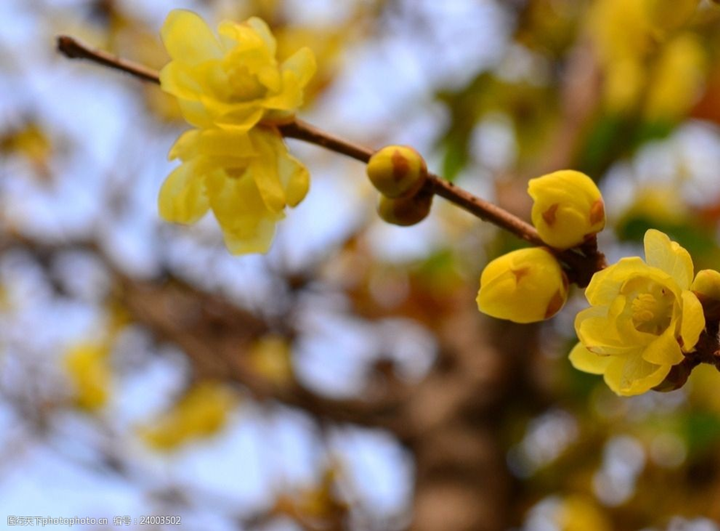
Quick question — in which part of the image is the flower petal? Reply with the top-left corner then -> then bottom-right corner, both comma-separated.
206,169 -> 283,255
158,161 -> 209,224
585,257 -> 648,306
161,10 -> 223,65
641,324 -> 684,365
569,342 -> 614,375
644,229 -> 693,289
279,153 -> 310,207
603,355 -> 671,396
680,290 -> 705,352
281,47 -> 317,89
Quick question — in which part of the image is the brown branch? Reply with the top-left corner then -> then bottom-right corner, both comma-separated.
56,36 -> 161,84
55,34 -> 606,282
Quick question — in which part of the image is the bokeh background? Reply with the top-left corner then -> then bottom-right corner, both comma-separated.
2,0 -> 720,530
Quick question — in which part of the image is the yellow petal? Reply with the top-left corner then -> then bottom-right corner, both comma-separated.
680,290 -> 705,352
247,17 -> 277,56
158,162 -> 210,224
575,303 -> 644,355
168,129 -> 201,161
169,128 -> 256,162
159,62 -> 203,101
281,47 -> 317,89
177,99 -> 214,129
644,229 -> 693,289
249,130 -> 288,212
569,342 -> 614,375
641,324 -> 684,365
207,169 -> 283,255
161,10 -> 222,65
279,153 -> 310,207
603,354 -> 671,396
584,257 -> 647,306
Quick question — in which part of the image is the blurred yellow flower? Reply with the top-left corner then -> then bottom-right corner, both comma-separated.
528,170 -> 605,250
160,9 -> 316,130
159,126 -> 309,254
63,342 -> 112,411
248,336 -> 293,385
555,495 -> 612,531
644,34 -> 706,123
477,247 -> 569,324
570,230 -> 705,396
644,0 -> 701,35
139,382 -> 238,451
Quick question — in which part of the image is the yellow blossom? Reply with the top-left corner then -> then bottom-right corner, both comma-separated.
366,145 -> 427,199
159,9 -> 316,130
528,170 -> 605,250
477,247 -> 569,324
644,35 -> 706,123
248,336 -> 293,385
63,342 -> 112,411
555,495 -> 612,531
644,0 -> 701,35
570,230 -> 705,396
159,126 -> 309,254
139,382 -> 238,451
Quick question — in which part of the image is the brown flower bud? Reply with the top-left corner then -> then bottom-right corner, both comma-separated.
377,189 -> 433,226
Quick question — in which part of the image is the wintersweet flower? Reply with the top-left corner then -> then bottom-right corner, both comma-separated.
139,382 -> 238,451
477,247 -> 569,324
64,342 -> 112,411
159,9 -> 316,130
570,230 -> 705,396
159,126 -> 309,254
528,170 -> 605,250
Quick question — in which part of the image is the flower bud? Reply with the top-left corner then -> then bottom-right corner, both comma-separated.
691,269 -> 720,301
528,170 -> 605,250
377,189 -> 433,226
477,247 -> 569,324
367,145 -> 427,198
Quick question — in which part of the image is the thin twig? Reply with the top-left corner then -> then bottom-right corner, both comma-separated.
55,34 -> 605,282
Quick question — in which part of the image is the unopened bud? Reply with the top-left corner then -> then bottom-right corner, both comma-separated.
528,170 -> 605,250
367,145 -> 427,198
377,189 -> 433,226
477,247 -> 569,324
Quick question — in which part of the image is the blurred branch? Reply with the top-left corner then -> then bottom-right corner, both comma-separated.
117,274 -> 411,434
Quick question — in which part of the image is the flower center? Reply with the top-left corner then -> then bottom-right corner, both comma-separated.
227,65 -> 266,101
626,280 -> 674,335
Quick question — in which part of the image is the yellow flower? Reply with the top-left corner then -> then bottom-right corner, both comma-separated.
644,0 -> 700,35
159,9 -> 316,130
159,126 -> 309,254
644,34 -> 705,123
139,382 -> 238,451
528,170 -> 605,250
570,230 -> 705,396
477,247 -> 569,324
248,335 -> 293,385
63,342 -> 112,411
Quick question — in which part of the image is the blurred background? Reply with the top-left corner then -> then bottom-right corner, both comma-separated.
2,0 -> 720,529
